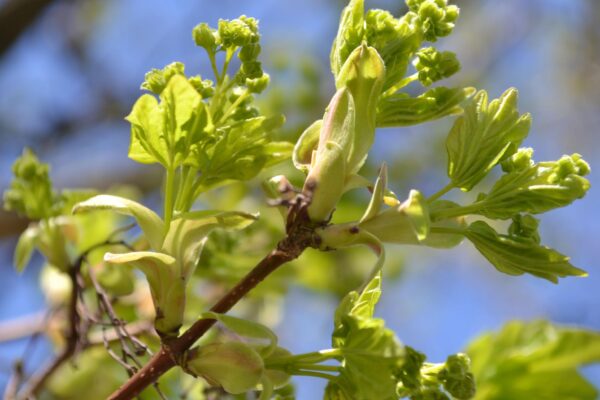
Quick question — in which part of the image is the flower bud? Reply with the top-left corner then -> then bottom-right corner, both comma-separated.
246,73 -> 270,93
193,23 -> 217,51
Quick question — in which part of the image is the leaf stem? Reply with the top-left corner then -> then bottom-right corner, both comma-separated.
287,370 -> 338,381
208,52 -> 220,82
216,88 -> 249,125
427,182 -> 455,203
430,202 -> 483,221
164,168 -> 176,228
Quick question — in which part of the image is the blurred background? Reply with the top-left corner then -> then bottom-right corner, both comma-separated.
0,0 -> 598,398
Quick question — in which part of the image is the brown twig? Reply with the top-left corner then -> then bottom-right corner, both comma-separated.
107,200 -> 319,399
17,256 -> 84,399
16,239 -> 133,399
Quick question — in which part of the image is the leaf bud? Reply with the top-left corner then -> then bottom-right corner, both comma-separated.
186,342 -> 264,394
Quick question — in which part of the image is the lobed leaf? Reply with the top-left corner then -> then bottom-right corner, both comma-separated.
376,87 -> 473,128
446,89 -> 531,191
475,149 -> 591,219
464,220 -> 587,283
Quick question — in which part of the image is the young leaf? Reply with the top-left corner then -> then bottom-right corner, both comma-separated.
73,194 -> 165,251
126,75 -> 207,169
376,87 -> 473,128
3,148 -> 57,220
331,273 -> 404,400
191,115 -> 289,191
467,320 -> 600,400
446,89 -> 531,191
330,0 -> 365,78
475,149 -> 591,219
162,210 -> 258,279
200,311 -> 278,357
464,220 -> 587,283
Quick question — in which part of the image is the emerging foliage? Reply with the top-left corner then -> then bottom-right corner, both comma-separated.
1,0 -> 596,399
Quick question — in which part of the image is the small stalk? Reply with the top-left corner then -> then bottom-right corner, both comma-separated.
163,167 -> 176,229
430,202 -> 483,221
427,182 -> 455,203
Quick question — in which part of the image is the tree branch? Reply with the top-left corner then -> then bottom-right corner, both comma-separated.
108,201 -> 318,399
0,0 -> 56,57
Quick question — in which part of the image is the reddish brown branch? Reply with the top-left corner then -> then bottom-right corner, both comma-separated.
108,203 -> 318,399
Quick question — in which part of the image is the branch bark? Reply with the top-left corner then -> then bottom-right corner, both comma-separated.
108,203 -> 318,399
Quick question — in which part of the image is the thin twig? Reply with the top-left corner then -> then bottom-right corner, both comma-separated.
17,239 -> 133,399
107,199 -> 319,399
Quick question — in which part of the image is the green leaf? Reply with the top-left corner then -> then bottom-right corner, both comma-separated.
376,87 -> 473,128
467,320 -> 600,400
192,115 -> 287,190
446,89 -> 532,191
200,311 -> 278,358
73,194 -> 165,251
126,75 -> 206,169
3,148 -> 57,219
162,210 -> 258,279
464,220 -> 587,283
475,149 -> 591,219
330,0 -> 365,78
331,273 -> 404,400
14,225 -> 40,272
